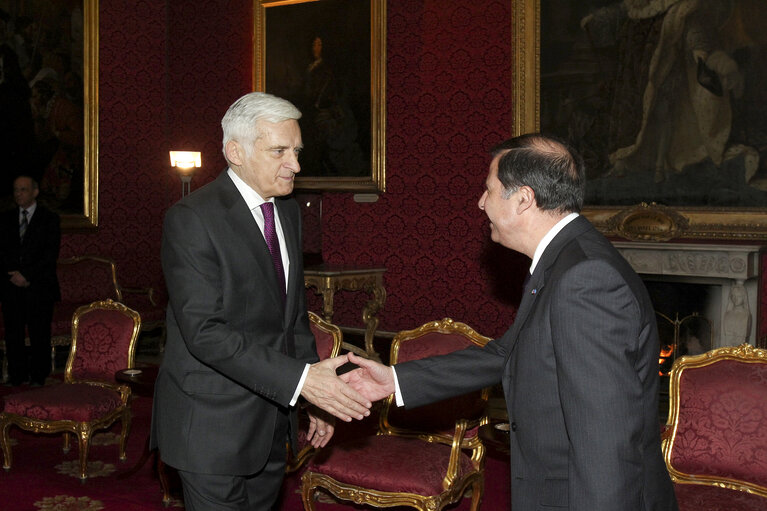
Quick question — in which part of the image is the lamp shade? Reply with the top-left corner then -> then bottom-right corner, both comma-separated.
169,151 -> 202,174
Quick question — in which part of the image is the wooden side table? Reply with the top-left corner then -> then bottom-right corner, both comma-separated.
478,422 -> 511,455
304,264 -> 386,359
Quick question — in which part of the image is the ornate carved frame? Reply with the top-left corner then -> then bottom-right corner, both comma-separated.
512,0 -> 767,241
253,0 -> 386,192
63,0 -> 99,230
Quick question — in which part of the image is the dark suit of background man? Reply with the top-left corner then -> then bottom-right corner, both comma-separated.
1,175 -> 61,387
150,92 -> 371,511
345,134 -> 678,510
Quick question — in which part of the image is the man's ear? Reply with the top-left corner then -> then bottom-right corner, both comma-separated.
225,140 -> 243,166
516,186 -> 535,214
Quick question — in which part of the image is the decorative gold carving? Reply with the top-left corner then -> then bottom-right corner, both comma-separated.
601,203 -> 688,241
304,265 -> 386,359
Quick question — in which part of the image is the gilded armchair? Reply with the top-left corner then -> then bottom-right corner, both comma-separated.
662,343 -> 767,510
0,299 -> 141,480
286,311 -> 343,473
301,318 -> 492,511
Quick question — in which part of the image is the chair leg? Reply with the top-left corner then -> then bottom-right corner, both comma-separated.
0,418 -> 13,471
157,456 -> 172,507
301,476 -> 318,511
76,424 -> 91,481
63,432 -> 71,453
469,480 -> 483,511
119,408 -> 132,461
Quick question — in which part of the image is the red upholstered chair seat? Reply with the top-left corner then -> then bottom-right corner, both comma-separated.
674,484 -> 767,511
306,435 -> 475,495
3,384 -> 124,422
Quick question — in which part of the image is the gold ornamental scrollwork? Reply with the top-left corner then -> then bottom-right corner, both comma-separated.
602,203 -> 689,242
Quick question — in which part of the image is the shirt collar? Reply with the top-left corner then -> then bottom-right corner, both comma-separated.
227,168 -> 271,210
529,212 -> 579,274
20,202 -> 37,216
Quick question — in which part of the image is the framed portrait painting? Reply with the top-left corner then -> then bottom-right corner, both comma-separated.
0,0 -> 98,230
513,0 -> 767,241
254,0 -> 386,192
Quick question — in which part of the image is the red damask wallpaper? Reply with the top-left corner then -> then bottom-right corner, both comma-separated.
59,0 -> 766,344
314,1 -> 524,338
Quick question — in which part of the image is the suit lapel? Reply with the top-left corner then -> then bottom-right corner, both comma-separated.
275,198 -> 300,316
219,176 -> 284,306
504,216 -> 593,358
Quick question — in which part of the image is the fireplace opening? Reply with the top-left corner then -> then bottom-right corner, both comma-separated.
646,281 -> 714,376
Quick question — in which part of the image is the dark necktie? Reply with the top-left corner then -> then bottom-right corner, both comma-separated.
19,209 -> 28,241
260,202 -> 286,301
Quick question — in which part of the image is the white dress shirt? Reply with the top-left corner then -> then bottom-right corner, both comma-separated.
227,168 -> 308,405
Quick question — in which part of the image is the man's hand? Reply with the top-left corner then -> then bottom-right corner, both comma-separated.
301,355 -> 372,422
306,406 -> 335,448
8,271 -> 29,288
340,352 -> 396,402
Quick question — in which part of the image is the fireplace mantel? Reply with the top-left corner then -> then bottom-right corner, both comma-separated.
613,242 -> 762,347
612,243 -> 760,283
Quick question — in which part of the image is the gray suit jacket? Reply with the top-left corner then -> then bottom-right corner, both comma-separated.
150,172 -> 317,475
397,216 -> 678,510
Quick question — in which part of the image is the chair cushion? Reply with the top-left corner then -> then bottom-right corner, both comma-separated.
674,483 -> 767,511
307,435 -> 475,495
2,383 -> 123,422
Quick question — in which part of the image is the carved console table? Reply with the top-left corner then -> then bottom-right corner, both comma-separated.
304,264 -> 386,359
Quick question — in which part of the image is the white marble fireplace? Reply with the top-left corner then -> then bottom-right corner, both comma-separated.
613,242 -> 761,348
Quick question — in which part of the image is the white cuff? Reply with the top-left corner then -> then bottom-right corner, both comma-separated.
392,366 -> 404,407
290,364 -> 311,406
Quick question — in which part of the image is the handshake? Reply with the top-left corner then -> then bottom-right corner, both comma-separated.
298,352 -> 395,448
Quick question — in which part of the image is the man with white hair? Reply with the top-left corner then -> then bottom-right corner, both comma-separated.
151,92 -> 371,510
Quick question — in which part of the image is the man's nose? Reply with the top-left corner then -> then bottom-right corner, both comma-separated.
286,153 -> 300,173
478,191 -> 487,210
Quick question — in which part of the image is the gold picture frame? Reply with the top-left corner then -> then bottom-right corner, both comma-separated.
254,0 -> 386,193
0,0 -> 97,230
69,0 -> 99,230
513,0 -> 767,241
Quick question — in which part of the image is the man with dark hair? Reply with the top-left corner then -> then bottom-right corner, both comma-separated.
344,133 -> 678,510
0,175 -> 61,387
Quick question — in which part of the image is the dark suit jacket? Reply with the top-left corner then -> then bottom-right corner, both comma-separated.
396,216 -> 678,511
0,204 -> 61,303
150,172 -> 317,475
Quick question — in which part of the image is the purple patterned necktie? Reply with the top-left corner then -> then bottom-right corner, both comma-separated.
260,202 -> 286,301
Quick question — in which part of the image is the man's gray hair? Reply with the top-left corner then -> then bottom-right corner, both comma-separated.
221,92 -> 302,162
